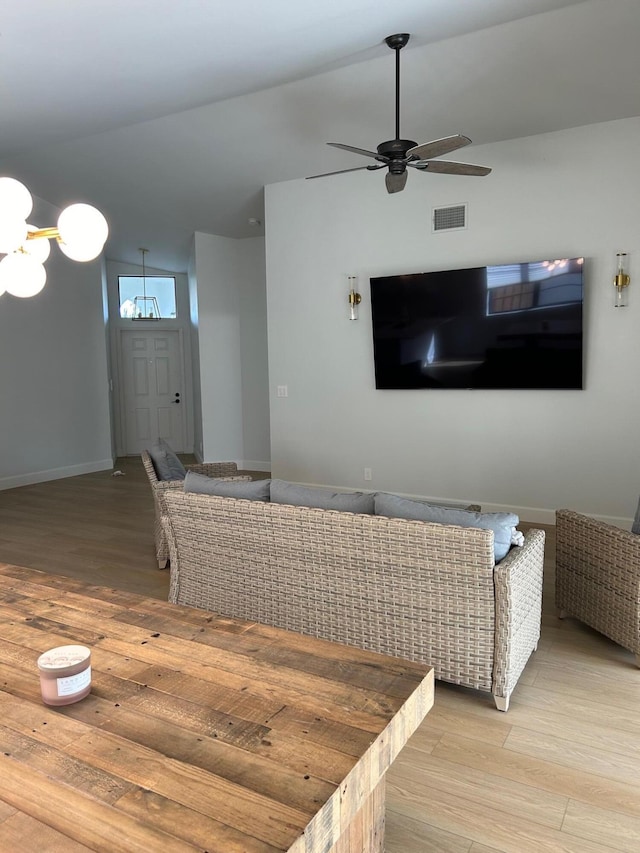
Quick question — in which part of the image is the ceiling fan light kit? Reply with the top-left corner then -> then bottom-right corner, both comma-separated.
307,33 -> 491,194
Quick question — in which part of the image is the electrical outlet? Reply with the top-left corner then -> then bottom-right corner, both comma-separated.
276,385 -> 288,398
364,467 -> 372,481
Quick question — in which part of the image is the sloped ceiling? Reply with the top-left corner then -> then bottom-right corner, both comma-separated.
1,0 -> 638,271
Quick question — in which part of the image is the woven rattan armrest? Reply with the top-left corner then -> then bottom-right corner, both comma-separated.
152,474 -> 252,570
141,442 -> 249,569
492,528 -> 545,710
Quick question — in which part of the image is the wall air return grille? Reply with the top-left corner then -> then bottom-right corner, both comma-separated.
432,204 -> 467,232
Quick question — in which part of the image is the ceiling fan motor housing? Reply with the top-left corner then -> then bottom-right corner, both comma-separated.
377,139 -> 417,173
377,139 -> 418,159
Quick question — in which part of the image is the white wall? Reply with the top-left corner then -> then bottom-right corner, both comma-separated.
0,196 -> 113,488
191,232 -> 270,468
265,117 -> 640,525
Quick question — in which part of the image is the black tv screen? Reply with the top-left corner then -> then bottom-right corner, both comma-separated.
370,258 -> 584,390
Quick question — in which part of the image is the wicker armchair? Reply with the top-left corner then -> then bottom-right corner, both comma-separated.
556,509 -> 640,666
141,450 -> 246,568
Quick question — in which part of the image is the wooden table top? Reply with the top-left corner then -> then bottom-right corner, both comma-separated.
0,563 -> 434,852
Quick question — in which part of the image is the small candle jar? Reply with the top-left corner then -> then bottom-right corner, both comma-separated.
37,645 -> 92,706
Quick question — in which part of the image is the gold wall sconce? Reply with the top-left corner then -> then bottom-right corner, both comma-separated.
613,252 -> 630,308
348,275 -> 361,320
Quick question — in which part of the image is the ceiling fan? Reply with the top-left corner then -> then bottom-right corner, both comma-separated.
307,33 -> 491,194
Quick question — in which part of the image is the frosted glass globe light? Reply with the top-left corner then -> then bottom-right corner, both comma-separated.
58,238 -> 106,262
0,177 -> 33,221
0,253 -> 46,298
0,215 -> 29,254
21,225 -> 51,263
57,203 -> 108,261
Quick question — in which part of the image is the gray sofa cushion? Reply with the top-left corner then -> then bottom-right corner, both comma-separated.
374,492 -> 518,561
148,439 -> 187,481
270,479 -> 374,514
184,472 -> 270,501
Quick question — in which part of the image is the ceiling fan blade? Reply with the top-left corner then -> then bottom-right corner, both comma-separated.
406,134 -> 472,161
327,142 -> 384,161
385,171 -> 408,194
411,160 -> 492,176
307,164 -> 385,180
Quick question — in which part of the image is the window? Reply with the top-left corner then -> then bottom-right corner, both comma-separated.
118,276 -> 177,319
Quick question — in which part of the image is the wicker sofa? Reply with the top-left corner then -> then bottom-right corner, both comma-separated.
163,489 -> 545,710
141,450 -> 246,568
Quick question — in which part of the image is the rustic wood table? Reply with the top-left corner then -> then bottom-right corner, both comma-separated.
0,563 -> 434,852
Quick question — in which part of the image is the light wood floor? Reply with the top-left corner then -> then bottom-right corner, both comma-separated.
0,459 -> 638,852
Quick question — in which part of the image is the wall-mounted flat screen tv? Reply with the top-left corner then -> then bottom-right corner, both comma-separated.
370,257 -> 584,390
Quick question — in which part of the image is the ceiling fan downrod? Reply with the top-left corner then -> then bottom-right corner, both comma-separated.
384,33 -> 410,141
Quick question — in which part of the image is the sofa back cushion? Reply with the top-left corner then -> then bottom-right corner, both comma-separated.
270,479 -> 374,514
148,439 -> 187,481
374,492 -> 518,561
184,471 -> 270,501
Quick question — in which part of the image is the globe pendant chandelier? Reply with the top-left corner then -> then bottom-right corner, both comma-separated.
0,176 -> 108,299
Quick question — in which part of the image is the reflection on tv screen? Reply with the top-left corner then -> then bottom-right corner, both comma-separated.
370,258 -> 584,390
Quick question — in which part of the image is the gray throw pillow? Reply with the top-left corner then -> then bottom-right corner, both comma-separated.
374,492 -> 518,562
270,479 -> 374,514
148,438 -> 187,481
184,472 -> 270,501
632,496 -> 640,535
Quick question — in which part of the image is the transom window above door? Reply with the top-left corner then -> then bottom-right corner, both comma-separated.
118,275 -> 177,319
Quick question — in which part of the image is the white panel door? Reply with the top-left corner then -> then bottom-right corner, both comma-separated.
121,329 -> 186,454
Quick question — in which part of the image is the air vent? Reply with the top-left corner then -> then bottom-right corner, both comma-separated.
432,204 -> 467,232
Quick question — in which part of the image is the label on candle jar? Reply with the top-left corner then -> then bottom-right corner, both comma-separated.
56,666 -> 91,697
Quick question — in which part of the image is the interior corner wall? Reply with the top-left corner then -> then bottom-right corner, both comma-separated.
100,256 -> 117,461
265,117 -> 640,525
0,196 -> 113,489
188,240 -> 204,460
238,236 -> 271,470
193,232 -> 272,467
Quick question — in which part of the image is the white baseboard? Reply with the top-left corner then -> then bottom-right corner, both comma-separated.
273,481 -> 633,529
479,501 -> 631,529
0,458 -> 115,491
190,453 -> 270,473
477,501 -> 556,525
240,460 -> 271,472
